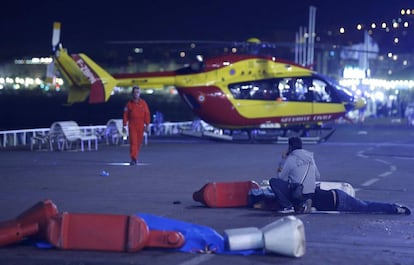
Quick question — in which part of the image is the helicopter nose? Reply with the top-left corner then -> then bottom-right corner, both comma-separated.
345,98 -> 366,112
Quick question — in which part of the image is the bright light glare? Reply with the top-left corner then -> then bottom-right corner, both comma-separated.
134,48 -> 143,53
374,91 -> 384,101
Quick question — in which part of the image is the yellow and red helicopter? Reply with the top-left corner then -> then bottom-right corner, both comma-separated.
50,22 -> 365,142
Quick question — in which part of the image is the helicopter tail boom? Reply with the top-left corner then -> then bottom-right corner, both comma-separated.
51,22 -> 117,104
54,47 -> 117,104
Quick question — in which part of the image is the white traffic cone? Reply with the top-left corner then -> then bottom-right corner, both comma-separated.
261,215 -> 306,258
223,215 -> 306,258
223,227 -> 264,251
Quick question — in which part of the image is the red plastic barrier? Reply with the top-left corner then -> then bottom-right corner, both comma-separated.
0,221 -> 39,247
16,199 -> 58,240
146,230 -> 185,248
47,212 -> 185,252
0,199 -> 58,247
0,200 -> 186,252
193,181 -> 260,208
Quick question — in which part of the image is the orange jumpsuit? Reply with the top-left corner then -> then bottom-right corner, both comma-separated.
123,99 -> 150,162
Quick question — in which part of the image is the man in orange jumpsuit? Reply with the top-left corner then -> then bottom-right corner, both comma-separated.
123,86 -> 151,165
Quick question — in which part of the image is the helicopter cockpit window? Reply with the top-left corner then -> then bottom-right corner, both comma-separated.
228,79 -> 281,100
282,77 -> 335,103
313,78 -> 346,103
312,79 -> 331,102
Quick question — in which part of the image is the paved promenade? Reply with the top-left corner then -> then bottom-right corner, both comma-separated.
1,122 -> 414,265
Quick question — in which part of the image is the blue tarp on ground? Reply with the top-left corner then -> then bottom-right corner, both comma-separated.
137,213 -> 259,255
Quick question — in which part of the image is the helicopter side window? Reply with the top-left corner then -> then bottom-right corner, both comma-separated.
228,79 -> 280,100
279,78 -> 297,101
261,80 -> 281,100
240,84 -> 252,99
304,78 -> 317,102
293,78 -> 308,101
228,84 -> 242,99
249,84 -> 261,99
248,80 -> 280,100
229,83 -> 253,99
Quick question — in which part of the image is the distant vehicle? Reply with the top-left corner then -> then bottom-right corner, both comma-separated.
49,22 -> 365,142
404,103 -> 414,126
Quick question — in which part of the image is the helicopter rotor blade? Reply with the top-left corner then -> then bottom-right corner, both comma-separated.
47,22 -> 61,85
52,22 -> 61,52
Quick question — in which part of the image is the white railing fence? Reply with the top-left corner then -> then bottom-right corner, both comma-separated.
0,121 -> 196,149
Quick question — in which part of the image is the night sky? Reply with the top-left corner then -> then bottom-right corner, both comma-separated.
0,0 -> 411,61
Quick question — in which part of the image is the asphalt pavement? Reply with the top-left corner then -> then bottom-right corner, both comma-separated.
0,120 -> 414,265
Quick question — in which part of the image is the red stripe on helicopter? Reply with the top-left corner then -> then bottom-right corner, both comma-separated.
72,54 -> 105,103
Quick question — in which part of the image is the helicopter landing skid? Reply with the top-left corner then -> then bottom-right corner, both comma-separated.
238,126 -> 336,144
181,126 -> 336,144
275,127 -> 336,144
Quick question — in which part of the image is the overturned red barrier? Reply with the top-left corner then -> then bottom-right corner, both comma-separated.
193,181 -> 260,208
47,212 -> 185,252
0,200 -> 186,252
0,221 -> 39,247
0,199 -> 58,247
146,229 -> 185,248
15,199 -> 58,241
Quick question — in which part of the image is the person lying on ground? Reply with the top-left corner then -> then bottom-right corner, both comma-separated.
312,187 -> 411,215
248,185 -> 411,215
